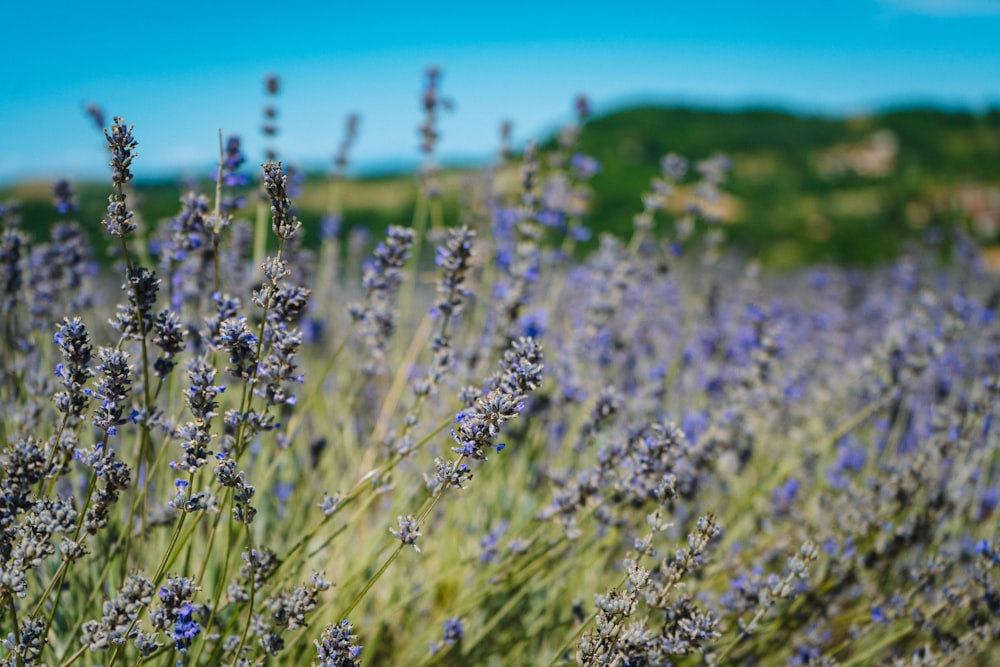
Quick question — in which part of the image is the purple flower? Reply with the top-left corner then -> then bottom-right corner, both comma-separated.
168,603 -> 201,651
570,153 -> 600,179
321,213 -> 342,241
52,179 -> 79,215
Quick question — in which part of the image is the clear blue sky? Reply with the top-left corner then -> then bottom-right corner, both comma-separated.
4,0 -> 1000,185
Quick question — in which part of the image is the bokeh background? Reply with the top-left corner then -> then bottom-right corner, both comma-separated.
4,0 -> 1000,265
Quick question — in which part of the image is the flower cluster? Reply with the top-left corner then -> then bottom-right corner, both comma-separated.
215,453 -> 257,524
87,347 -> 132,436
262,160 -> 303,241
51,179 -> 78,215
102,117 -> 138,237
111,265 -> 160,339
449,336 -> 543,461
80,573 -> 154,651
429,616 -> 464,654
314,620 -> 363,666
150,576 -> 202,652
350,225 -> 416,371
390,514 -> 422,552
53,317 -> 94,423
252,572 -> 332,656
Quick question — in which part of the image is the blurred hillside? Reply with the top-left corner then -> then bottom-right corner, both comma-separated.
3,105 -> 999,268
575,106 -> 1000,266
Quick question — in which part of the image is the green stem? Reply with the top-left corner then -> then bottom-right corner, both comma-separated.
56,644 -> 87,667
340,453 -> 466,620
340,542 -> 404,621
281,326 -> 354,443
232,522 -> 256,663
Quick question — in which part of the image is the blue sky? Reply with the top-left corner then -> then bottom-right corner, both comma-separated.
3,0 -> 1000,185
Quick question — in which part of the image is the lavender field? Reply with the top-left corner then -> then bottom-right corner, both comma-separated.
1,72 -> 999,667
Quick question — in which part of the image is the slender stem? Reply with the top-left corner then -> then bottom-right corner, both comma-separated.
400,191 -> 430,325
340,542 -> 403,621
38,412 -> 71,499
282,326 -> 354,443
7,592 -> 22,667
106,507 -> 190,667
56,644 -> 87,667
272,414 -> 453,589
252,200 -> 268,284
368,312 -> 435,445
35,447 -> 104,645
340,453 -> 465,620
191,490 -> 236,667
232,522 -> 256,663
233,240 -> 284,460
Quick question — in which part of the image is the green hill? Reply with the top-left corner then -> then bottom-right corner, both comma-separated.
3,105 -> 999,267
574,105 -> 1000,265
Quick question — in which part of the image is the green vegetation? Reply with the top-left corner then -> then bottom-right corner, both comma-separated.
3,105 -> 999,267
574,105 -> 1000,265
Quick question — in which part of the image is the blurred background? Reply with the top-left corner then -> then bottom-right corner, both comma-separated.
4,0 -> 1000,265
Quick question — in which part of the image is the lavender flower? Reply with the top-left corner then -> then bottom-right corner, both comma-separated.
268,284 -> 312,328
255,323 -> 305,407
429,616 -> 464,654
450,337 -> 544,461
164,191 -> 210,262
321,213 -> 342,242
432,225 -> 475,321
151,308 -> 186,378
110,265 -> 160,339
219,316 -> 259,379
150,576 -> 202,652
183,360 -> 225,423
215,454 -> 257,523
83,101 -> 105,130
418,65 -> 452,156
334,114 -> 360,174
262,74 -> 282,151
52,179 -> 79,215
0,227 -> 26,312
81,449 -> 131,533
102,117 -> 138,236
3,618 -> 45,663
571,154 -> 601,180
203,292 -> 242,350
45,221 -> 95,312
360,225 -> 415,295
88,347 -> 132,436
80,573 -> 154,651
262,160 -> 302,240
255,573 -> 332,656
349,225 -> 416,370
222,135 -> 249,188
426,456 -> 473,494
314,620 -> 363,667
661,153 -> 689,180
390,515 -> 422,552
1,438 -> 48,520
103,191 -> 136,238
53,317 -> 94,422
